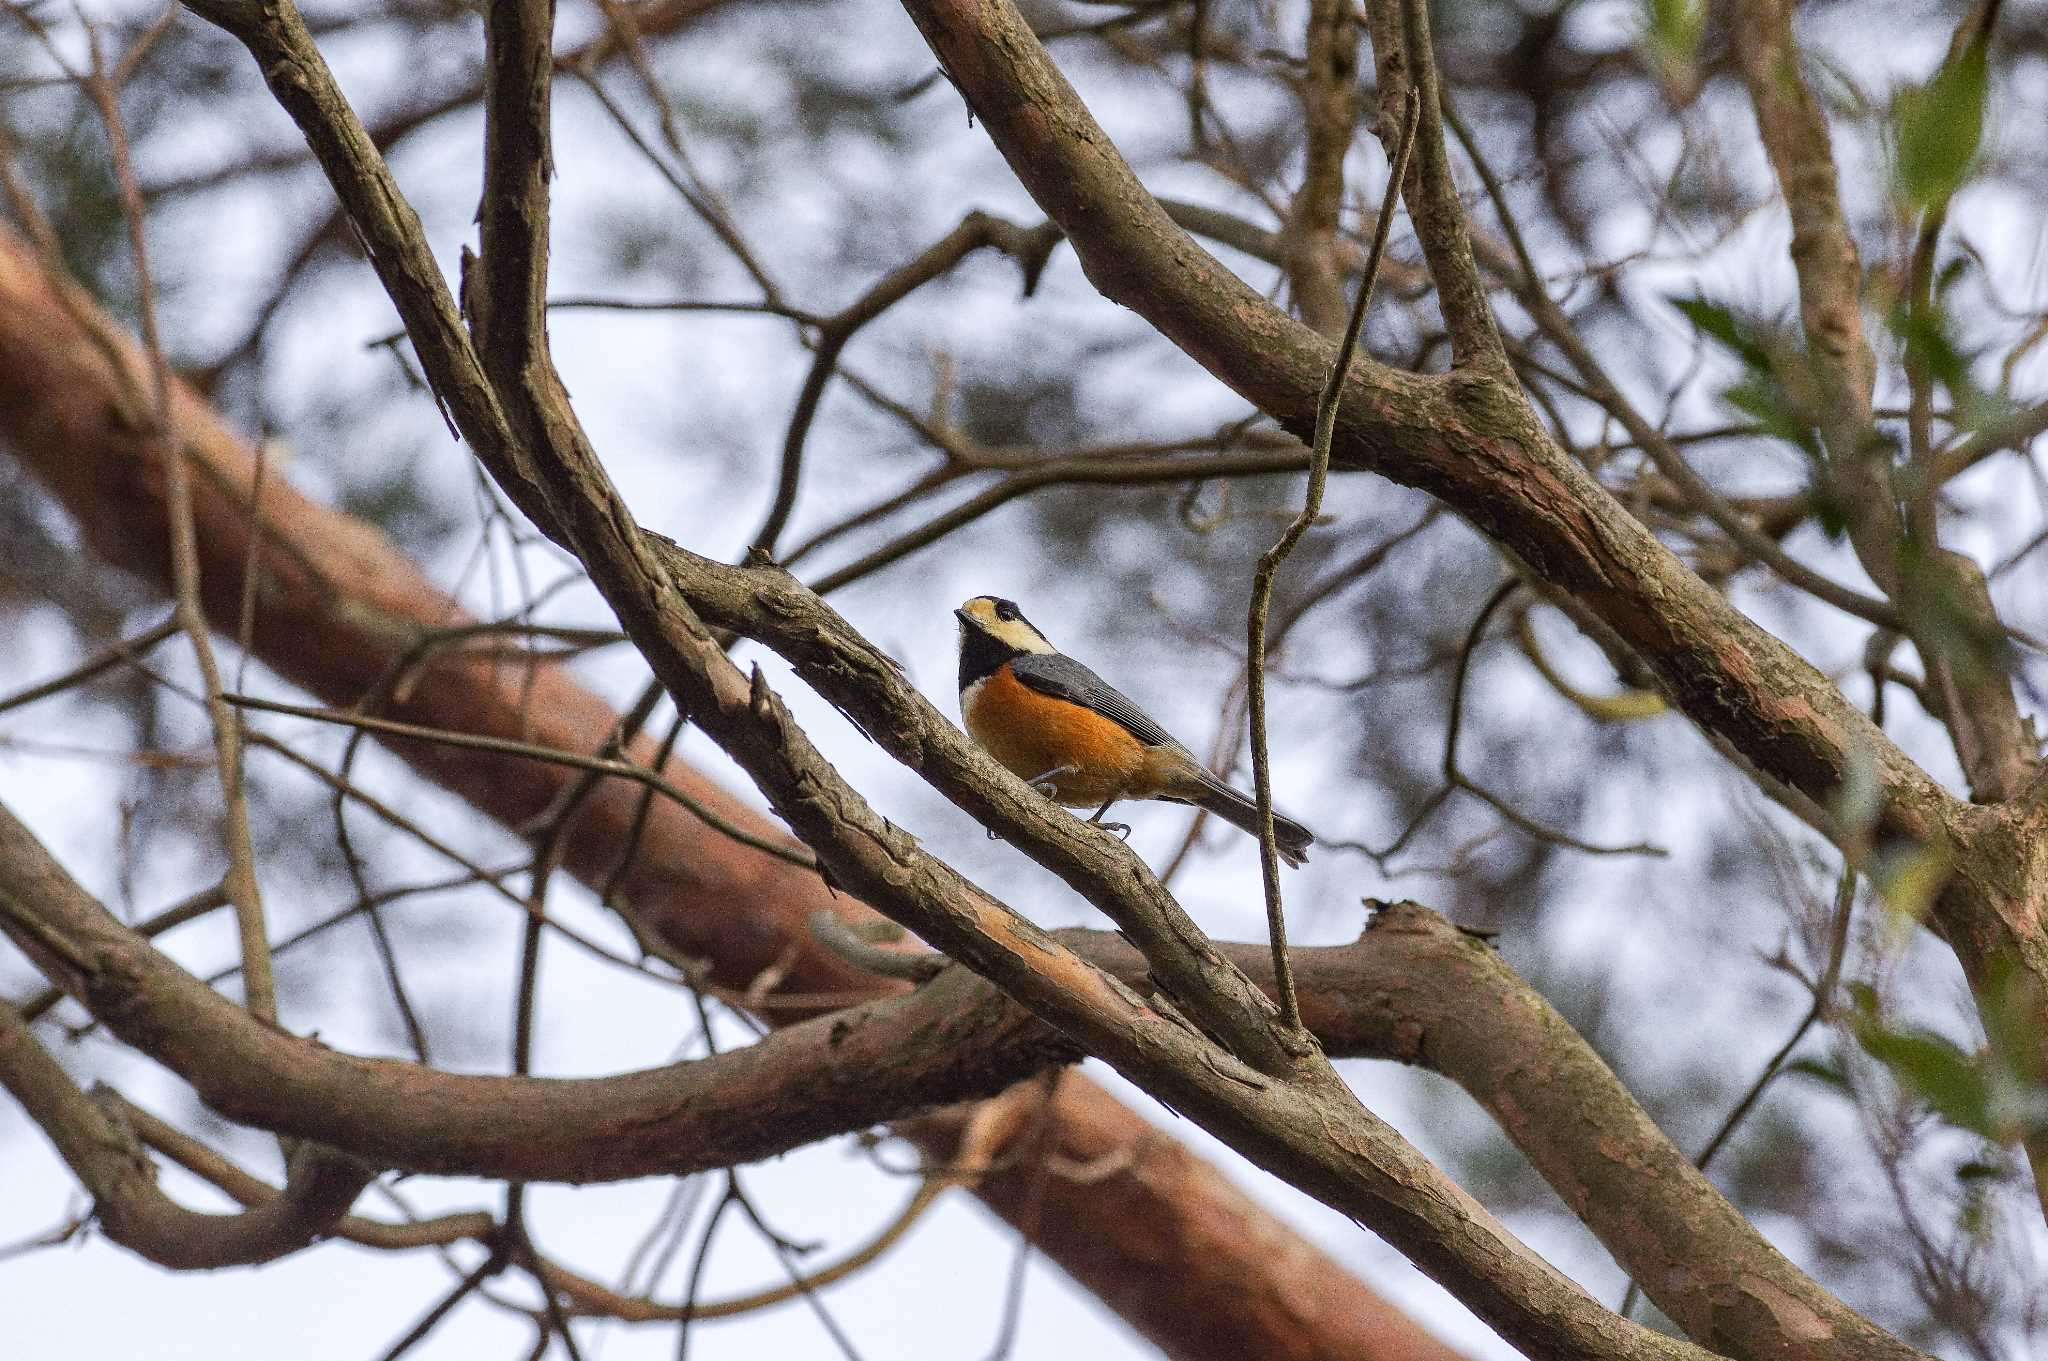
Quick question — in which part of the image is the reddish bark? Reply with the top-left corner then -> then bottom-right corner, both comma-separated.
0,225 -> 1466,1361
916,1079 -> 1470,1361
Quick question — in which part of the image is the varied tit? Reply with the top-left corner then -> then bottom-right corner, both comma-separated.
954,595 -> 1314,866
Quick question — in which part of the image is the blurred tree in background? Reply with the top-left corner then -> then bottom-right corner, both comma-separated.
1,0 -> 2045,1357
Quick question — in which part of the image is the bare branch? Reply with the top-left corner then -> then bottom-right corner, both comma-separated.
0,216 -> 1444,1355
1363,0 -> 1507,370
1282,0 -> 1359,335
0,801 -> 1078,1183
750,212 -> 1062,558
0,1000 -> 374,1268
78,20 -> 277,1022
1247,88 -> 1418,1031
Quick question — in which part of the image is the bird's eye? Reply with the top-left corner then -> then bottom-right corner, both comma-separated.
994,600 -> 1018,622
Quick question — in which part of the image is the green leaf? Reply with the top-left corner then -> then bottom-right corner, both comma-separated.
1785,1056 -> 1850,1091
1933,253 -> 1972,296
1891,301 -> 1973,394
1870,839 -> 1952,940
1895,44 -> 1988,211
1804,483 -> 1851,542
1895,538 -> 2011,688
1670,296 -> 1771,369
1641,0 -> 1706,89
1671,296 -> 1824,462
1886,295 -> 2019,438
1854,1019 -> 1993,1134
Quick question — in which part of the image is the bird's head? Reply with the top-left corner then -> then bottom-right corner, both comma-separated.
954,595 -> 1055,655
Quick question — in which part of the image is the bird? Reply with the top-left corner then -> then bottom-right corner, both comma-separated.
954,594 -> 1314,865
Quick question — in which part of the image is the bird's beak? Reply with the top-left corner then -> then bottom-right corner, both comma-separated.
953,608 -> 975,628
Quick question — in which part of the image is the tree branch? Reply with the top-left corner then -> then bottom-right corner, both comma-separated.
0,800 -> 1081,1182
0,1000 -> 374,1269
892,0 -> 1956,853
1731,0 -> 2032,803
0,761 -> 1934,1359
1282,0 -> 1358,336
1364,0 -> 1507,370
0,217 -> 1445,1361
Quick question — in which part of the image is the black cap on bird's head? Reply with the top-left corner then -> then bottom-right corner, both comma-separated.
956,595 -> 1056,689
954,595 -> 1055,654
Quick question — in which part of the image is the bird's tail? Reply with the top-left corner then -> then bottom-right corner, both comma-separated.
1184,770 -> 1313,867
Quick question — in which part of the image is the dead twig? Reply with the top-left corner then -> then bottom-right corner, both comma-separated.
1246,89 -> 1418,1031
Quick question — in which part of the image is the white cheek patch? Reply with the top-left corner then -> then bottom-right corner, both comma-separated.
959,674 -> 989,720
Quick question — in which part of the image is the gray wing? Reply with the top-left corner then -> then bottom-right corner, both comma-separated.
1008,653 -> 1182,750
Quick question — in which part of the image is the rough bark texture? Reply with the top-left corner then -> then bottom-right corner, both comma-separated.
0,778 -> 1941,1361
0,807 -> 1080,1181
0,224 -> 1461,1361
5,0 -> 2030,1348
894,0 -> 2048,1222
912,1078 -> 1473,1361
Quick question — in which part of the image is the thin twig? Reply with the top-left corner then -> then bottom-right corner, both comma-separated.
374,1246 -> 509,1361
79,21 -> 278,1021
0,615 -> 180,718
222,692 -> 817,869
1246,88 -> 1419,1032
1621,865 -> 1857,1318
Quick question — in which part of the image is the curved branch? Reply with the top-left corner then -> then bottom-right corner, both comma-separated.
0,1001 -> 375,1269
0,218 -> 1445,1361
0,786 -> 1935,1360
893,0 -> 1956,853
0,803 -> 1075,1183
106,1092 -> 498,1253
1731,0 -> 2031,804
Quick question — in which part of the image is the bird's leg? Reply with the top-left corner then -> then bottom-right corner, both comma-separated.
1023,764 -> 1079,800
1088,800 -> 1132,839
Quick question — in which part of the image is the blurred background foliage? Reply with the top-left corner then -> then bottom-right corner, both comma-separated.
2,0 -> 2046,1356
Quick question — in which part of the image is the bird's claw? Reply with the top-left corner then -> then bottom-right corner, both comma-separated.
1099,821 -> 1132,840
1022,765 -> 1077,801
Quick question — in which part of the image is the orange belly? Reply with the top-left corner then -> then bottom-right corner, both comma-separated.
964,664 -> 1164,806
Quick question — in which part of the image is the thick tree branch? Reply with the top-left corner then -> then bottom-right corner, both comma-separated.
0,735 -> 1934,1358
2,727 -> 1711,1361
0,1000 -> 375,1269
0,803 -> 1080,1181
0,220 -> 1442,1361
895,0 -> 1954,852
1363,0 -> 1507,371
